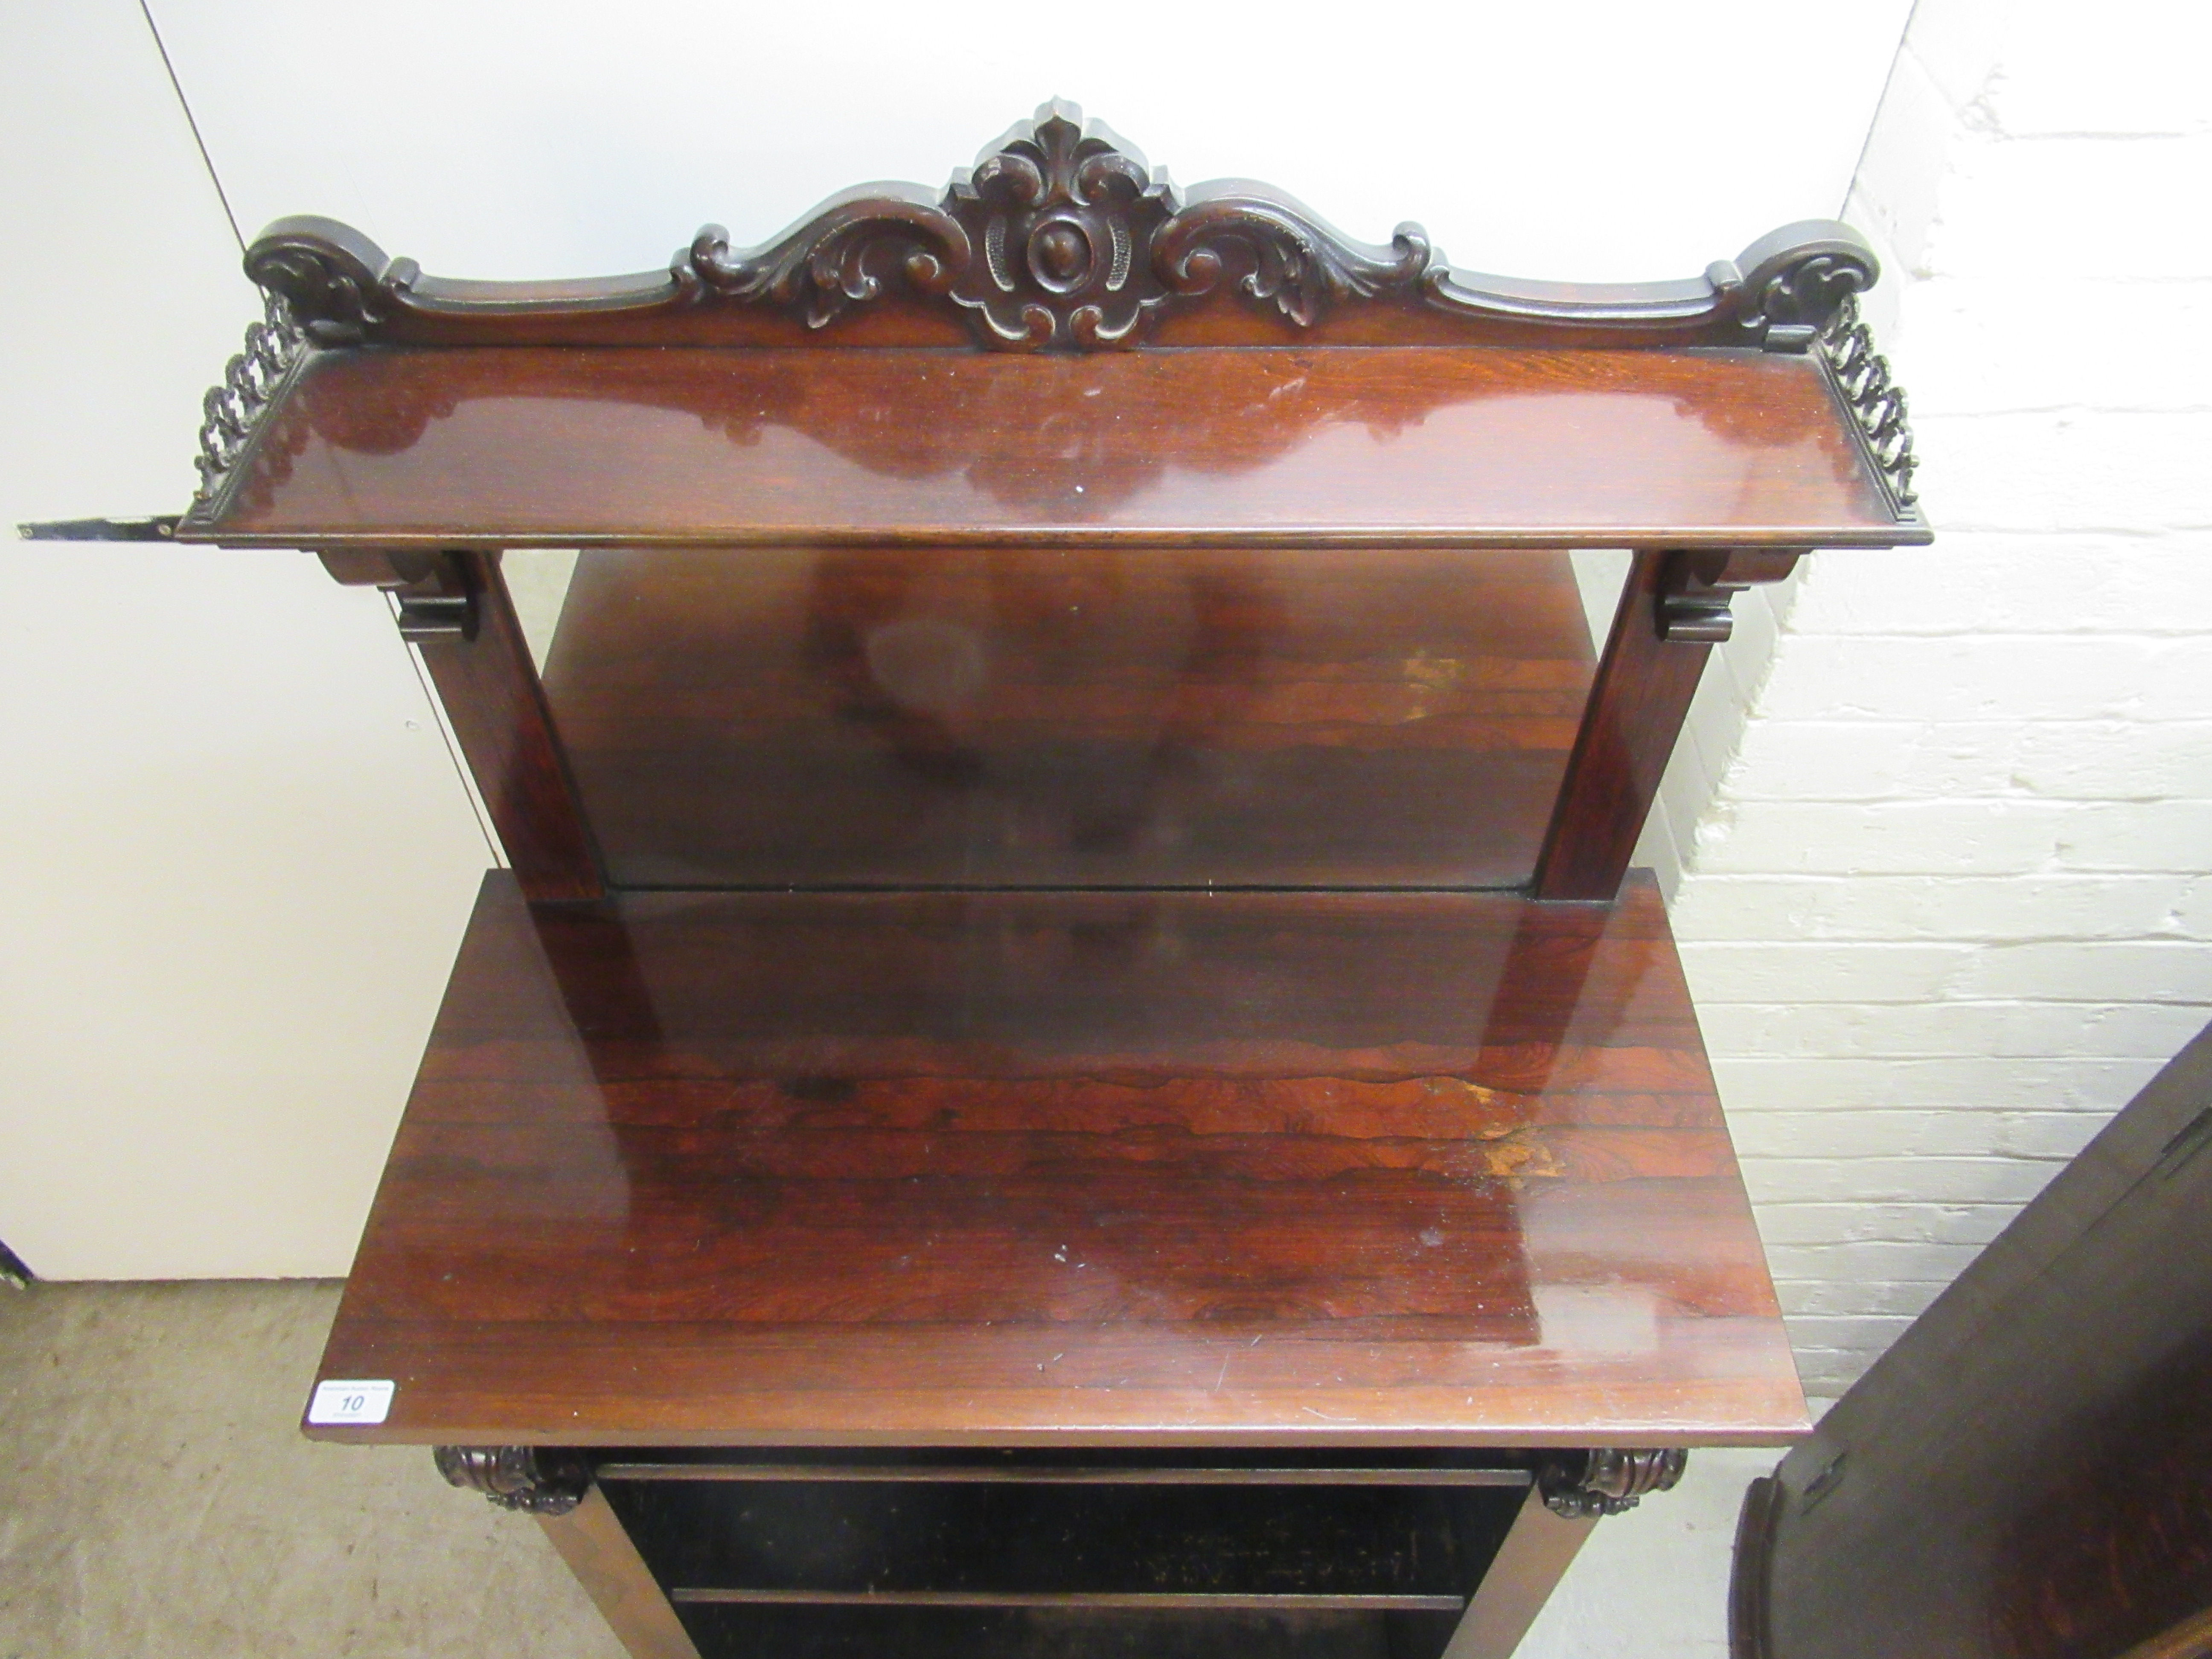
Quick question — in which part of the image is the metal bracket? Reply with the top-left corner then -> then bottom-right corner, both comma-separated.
1656,549 -> 1802,644
17,516 -> 182,542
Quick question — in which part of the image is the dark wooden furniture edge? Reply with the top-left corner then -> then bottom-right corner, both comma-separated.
182,522 -> 1932,553
1728,1473 -> 1781,1659
1729,1023 -> 2212,1659
314,1415 -> 1813,1453
434,1447 -> 1684,1515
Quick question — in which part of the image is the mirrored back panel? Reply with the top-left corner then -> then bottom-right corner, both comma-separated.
529,547 -> 1623,891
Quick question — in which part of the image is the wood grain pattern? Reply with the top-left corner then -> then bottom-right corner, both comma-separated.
538,1485 -> 705,1659
1531,551 -> 1791,901
182,345 -> 1913,550
541,546 -> 1600,891
1442,1485 -> 1595,1659
406,551 -> 606,902
307,870 -> 1803,1448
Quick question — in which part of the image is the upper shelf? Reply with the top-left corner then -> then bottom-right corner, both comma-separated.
185,343 -> 1916,550
175,99 -> 1927,550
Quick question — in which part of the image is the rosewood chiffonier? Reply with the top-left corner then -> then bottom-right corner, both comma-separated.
133,103 -> 1926,1658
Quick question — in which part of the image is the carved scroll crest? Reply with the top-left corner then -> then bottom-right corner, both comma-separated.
681,99 -> 1435,349
203,103 -> 1921,520
244,216 -> 413,347
232,102 -> 1897,364
1159,186 -> 1432,329
685,189 -> 969,331
1724,221 -> 1879,353
236,102 -> 1457,355
943,101 -> 1176,347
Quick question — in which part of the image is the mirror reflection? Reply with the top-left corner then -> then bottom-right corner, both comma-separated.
528,547 -> 1628,890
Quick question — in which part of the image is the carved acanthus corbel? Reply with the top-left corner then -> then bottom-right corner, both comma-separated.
433,1445 -> 590,1515
1539,1448 -> 1688,1518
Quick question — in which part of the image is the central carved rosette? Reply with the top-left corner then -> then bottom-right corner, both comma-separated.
946,99 -> 1175,350
661,98 -> 1441,352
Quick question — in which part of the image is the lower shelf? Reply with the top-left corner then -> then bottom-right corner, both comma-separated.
597,1452 -> 1520,1659
672,1602 -> 1423,1659
671,1591 -> 1463,1611
606,1469 -> 1517,1600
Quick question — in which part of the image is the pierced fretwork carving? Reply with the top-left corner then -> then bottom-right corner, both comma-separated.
1539,1448 -> 1688,1518
230,102 -> 1893,371
192,293 -> 304,508
434,1445 -> 590,1515
1820,293 -> 1920,510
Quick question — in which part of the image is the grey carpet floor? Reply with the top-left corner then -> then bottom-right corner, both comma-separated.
0,1281 -> 621,1659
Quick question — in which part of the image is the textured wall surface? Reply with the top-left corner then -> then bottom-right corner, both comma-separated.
1646,0 -> 2212,1397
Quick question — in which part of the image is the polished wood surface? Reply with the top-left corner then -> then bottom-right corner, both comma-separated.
309,870 -> 1804,1447
202,101 -> 1933,1659
1535,550 -> 1696,899
1530,550 -> 1802,900
539,1486 -> 706,1659
1734,1022 -> 2212,1659
409,550 -> 606,902
542,546 -> 1599,890
1442,1486 -> 1594,1659
189,345 -> 1912,550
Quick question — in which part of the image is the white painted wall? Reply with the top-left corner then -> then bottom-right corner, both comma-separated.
0,0 -> 493,1278
1648,0 -> 2212,1398
0,2 -> 1922,1281
140,0 -> 1918,286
